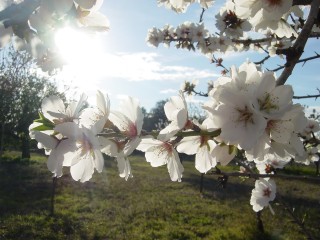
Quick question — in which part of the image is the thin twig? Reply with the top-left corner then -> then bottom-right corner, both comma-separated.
256,211 -> 265,233
192,89 -> 208,97
271,53 -> 320,72
212,55 -> 230,73
199,8 -> 205,23
254,55 -> 271,65
277,194 -> 315,240
293,94 -> 320,99
50,176 -> 57,216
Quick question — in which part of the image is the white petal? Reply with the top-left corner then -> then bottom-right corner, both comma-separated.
136,138 -> 162,152
96,90 -> 109,116
270,120 -> 294,144
70,157 -> 94,182
66,93 -> 87,118
145,146 -> 168,167
157,123 -> 180,141
176,136 -> 200,155
54,122 -> 82,140
195,147 -> 215,173
100,138 -> 119,156
109,111 -> 131,132
123,137 -> 141,156
79,11 -> 109,31
212,145 -> 235,166
93,149 -> 104,172
34,131 -> 58,149
117,156 -> 132,180
167,150 -> 184,182
41,96 -> 65,121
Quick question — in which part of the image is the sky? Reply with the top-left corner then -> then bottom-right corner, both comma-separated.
56,0 -> 320,114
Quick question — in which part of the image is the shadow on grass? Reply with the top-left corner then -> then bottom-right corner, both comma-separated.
0,159 -> 53,216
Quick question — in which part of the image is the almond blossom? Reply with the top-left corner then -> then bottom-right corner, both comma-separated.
100,138 -> 133,180
252,72 -> 293,119
215,1 -> 251,38
108,96 -> 143,156
137,138 -> 184,182
41,93 -> 87,126
255,153 -> 291,174
158,91 -> 189,141
250,178 -> 276,212
234,0 -> 292,21
54,121 -> 105,182
33,131 -> 77,178
212,90 -> 267,150
176,124 -> 217,173
300,119 -> 320,139
157,0 -> 214,13
80,90 -> 110,128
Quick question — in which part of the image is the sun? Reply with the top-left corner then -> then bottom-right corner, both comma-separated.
55,27 -> 103,65
54,27 -> 107,90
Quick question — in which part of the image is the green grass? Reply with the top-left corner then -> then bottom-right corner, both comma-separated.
0,152 -> 319,240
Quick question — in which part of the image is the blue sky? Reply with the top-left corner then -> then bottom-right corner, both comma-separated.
58,0 -> 320,114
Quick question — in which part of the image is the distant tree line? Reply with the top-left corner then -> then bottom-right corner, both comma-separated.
0,46 -> 63,159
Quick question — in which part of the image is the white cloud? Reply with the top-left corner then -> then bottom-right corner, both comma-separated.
160,88 -> 177,94
185,98 -> 205,104
96,52 -> 219,82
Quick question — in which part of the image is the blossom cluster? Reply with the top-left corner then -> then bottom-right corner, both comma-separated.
1,0 -> 315,216
147,0 -> 314,59
0,0 -> 108,72
146,21 -> 296,59
157,0 -> 214,13
30,60 -> 320,212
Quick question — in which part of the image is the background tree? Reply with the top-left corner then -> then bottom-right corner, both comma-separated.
143,100 -> 168,132
0,45 -> 63,159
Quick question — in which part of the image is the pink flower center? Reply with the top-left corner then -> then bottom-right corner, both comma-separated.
116,140 -> 126,152
79,134 -> 93,155
266,0 -> 282,6
159,142 -> 173,156
200,135 -> 209,148
236,105 -> 254,126
263,188 -> 272,197
223,11 -> 243,29
126,123 -> 138,138
265,164 -> 273,174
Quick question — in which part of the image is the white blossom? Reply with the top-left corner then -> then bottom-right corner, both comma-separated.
158,91 -> 189,141
137,138 -> 184,182
250,178 -> 276,212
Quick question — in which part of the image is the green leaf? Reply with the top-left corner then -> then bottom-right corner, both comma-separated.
228,145 -> 238,155
33,112 -> 55,128
31,125 -> 54,131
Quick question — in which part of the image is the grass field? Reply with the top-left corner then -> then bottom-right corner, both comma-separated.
0,151 -> 319,240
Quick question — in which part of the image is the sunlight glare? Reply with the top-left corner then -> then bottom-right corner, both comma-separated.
55,27 -> 103,65
54,27 -> 107,91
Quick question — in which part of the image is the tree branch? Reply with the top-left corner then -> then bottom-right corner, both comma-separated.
293,0 -> 312,6
232,37 -> 273,45
276,0 -> 320,86
293,92 -> 320,99
209,170 -> 320,182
